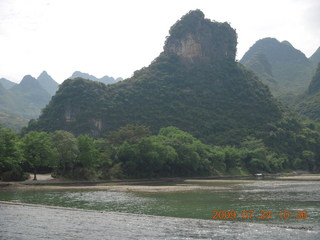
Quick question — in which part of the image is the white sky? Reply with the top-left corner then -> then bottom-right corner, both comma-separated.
0,0 -> 319,83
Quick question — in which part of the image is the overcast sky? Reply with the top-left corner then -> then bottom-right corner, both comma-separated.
0,0 -> 319,83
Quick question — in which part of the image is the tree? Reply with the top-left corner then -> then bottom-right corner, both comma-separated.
212,145 -> 243,173
20,131 -> 57,180
0,125 -> 24,181
77,135 -> 99,169
136,135 -> 178,177
94,138 -> 115,178
51,130 -> 78,176
240,136 -> 287,173
302,150 -> 316,171
116,141 -> 139,177
107,125 -> 151,146
158,126 -> 211,176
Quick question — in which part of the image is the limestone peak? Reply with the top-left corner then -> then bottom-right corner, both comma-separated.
163,10 -> 237,62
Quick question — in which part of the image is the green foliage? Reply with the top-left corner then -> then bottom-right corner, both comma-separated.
94,138 -> 114,170
27,57 -> 283,148
115,126 -> 313,177
20,131 -> 57,180
117,127 -> 217,178
158,126 -> 211,175
302,150 -> 317,171
108,163 -> 124,179
1,122 -> 320,180
0,125 -> 21,164
240,137 -> 287,173
295,63 -> 320,121
0,124 -> 26,181
261,117 -> 320,172
217,145 -> 243,172
118,127 -> 229,177
77,135 -> 99,169
106,124 -> 151,146
294,91 -> 320,122
51,130 -> 79,176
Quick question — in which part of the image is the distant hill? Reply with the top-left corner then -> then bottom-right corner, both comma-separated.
240,52 -> 278,93
0,79 -> 29,130
308,63 -> 320,94
0,82 -> 17,113
309,47 -> 320,66
37,71 -> 59,95
294,63 -> 320,121
9,75 -> 51,118
240,38 -> 314,96
0,78 -> 17,89
0,70 -> 122,130
70,71 -> 122,85
0,111 -> 29,131
29,10 -> 283,146
0,74 -> 54,129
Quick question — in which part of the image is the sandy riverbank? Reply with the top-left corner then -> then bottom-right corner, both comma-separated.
0,183 -> 212,192
0,173 -> 319,192
275,174 -> 320,180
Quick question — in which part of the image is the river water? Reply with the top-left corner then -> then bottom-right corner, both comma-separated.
0,179 -> 319,239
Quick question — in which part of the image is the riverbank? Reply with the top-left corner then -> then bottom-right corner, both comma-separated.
1,173 -> 319,192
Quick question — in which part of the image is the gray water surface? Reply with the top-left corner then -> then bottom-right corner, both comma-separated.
0,203 -> 319,240
1,180 -> 319,239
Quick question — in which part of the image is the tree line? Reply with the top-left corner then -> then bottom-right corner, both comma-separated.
1,124 -> 319,181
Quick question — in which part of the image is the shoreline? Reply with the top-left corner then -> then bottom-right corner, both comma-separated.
1,173 -> 319,192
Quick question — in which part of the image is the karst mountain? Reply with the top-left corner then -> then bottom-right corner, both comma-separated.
28,10 -> 284,145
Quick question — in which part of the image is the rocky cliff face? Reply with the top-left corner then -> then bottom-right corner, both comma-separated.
166,33 -> 202,59
163,10 -> 237,63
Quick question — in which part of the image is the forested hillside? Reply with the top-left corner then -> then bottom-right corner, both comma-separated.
29,10 -> 282,146
294,63 -> 320,121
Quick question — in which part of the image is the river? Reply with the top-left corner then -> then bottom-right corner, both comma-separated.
0,178 -> 319,239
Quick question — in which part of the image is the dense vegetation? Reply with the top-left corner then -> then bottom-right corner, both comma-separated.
294,63 -> 320,121
2,123 -> 320,181
29,58 -> 284,144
